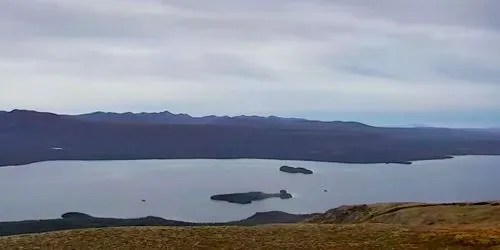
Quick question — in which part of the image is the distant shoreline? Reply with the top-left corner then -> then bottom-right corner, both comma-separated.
0,155 -> 462,168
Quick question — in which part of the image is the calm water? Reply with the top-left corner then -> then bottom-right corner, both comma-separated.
0,156 -> 499,222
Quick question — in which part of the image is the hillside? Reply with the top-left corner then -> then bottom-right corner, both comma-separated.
306,201 -> 500,225
1,110 -> 500,167
2,201 -> 500,249
1,223 -> 499,249
1,201 -> 500,249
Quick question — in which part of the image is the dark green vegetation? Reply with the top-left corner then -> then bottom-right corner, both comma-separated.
0,214 -> 195,237
1,201 -> 500,249
1,110 -> 500,167
279,165 -> 313,174
0,210 -> 310,237
210,190 -> 293,204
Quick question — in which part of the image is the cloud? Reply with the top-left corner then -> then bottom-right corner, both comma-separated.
0,0 -> 499,126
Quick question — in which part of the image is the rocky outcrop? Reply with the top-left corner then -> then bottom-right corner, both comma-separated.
279,166 -> 313,174
211,190 -> 293,204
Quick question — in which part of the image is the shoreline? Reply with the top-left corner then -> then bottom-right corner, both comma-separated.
0,155 -> 463,168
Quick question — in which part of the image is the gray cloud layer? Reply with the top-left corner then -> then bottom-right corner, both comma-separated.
1,0 -> 499,125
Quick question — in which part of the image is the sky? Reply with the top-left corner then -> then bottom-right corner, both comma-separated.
0,0 -> 499,127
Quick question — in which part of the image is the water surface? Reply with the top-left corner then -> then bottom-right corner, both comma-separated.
0,156 -> 498,222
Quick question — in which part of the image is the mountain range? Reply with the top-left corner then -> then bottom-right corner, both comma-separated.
73,111 -> 371,130
1,109 -> 499,167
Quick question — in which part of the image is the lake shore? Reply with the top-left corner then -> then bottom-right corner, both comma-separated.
0,155 -> 459,168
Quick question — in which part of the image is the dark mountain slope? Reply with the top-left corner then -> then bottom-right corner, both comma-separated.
1,110 -> 500,167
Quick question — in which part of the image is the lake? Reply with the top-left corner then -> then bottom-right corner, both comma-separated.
0,156 -> 499,222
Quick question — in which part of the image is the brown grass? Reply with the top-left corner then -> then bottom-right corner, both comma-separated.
2,201 -> 500,249
306,201 -> 500,225
1,224 -> 500,250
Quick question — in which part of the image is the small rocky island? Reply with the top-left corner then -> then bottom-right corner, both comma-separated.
211,190 -> 293,204
280,165 -> 313,175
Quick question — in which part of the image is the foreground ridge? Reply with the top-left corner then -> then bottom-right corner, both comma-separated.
1,201 -> 500,249
1,201 -> 499,235
1,223 -> 499,249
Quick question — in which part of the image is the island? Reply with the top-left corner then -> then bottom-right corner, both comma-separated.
61,212 -> 94,220
210,190 -> 293,204
279,166 -> 313,174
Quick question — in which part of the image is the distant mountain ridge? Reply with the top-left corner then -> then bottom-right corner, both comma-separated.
1,109 -> 500,167
73,111 -> 371,130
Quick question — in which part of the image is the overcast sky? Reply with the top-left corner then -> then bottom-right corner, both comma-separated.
1,0 -> 499,127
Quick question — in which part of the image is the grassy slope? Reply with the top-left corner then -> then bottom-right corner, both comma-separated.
1,224 -> 499,249
306,201 -> 500,225
2,202 -> 500,249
